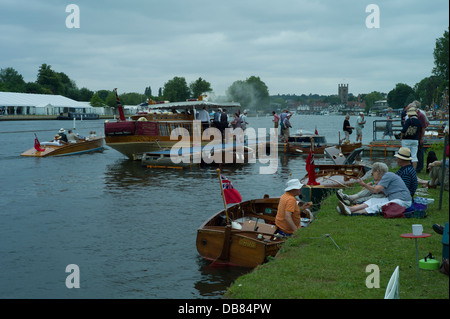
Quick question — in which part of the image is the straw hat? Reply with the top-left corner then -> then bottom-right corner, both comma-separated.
407,107 -> 417,116
285,179 -> 303,192
394,147 -> 412,161
59,128 -> 65,133
54,135 -> 61,140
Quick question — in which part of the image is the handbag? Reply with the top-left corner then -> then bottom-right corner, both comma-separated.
439,259 -> 449,276
381,202 -> 405,218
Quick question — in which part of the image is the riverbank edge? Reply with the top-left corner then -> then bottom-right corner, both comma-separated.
224,158 -> 449,299
0,115 -> 115,121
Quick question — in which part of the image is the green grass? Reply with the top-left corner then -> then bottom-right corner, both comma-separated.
225,168 -> 449,299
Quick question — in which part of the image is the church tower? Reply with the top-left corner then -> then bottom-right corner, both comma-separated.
338,84 -> 348,103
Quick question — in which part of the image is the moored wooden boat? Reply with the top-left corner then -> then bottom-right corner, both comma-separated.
300,164 -> 371,209
196,197 -> 312,268
141,144 -> 256,168
339,142 -> 362,155
283,131 -> 328,155
21,137 -> 104,157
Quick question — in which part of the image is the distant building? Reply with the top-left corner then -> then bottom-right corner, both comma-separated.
373,100 -> 389,111
338,84 -> 349,103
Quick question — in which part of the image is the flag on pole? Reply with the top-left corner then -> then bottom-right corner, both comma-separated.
315,126 -> 318,135
114,88 -> 126,121
34,134 -> 45,152
220,174 -> 242,204
306,149 -> 320,185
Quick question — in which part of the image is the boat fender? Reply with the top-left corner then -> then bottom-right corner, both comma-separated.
231,221 -> 242,230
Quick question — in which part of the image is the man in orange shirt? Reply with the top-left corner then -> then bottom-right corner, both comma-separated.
276,179 -> 311,236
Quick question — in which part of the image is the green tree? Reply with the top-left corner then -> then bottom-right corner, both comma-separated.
144,86 -> 152,98
90,93 -> 105,107
37,64 -> 64,95
364,91 -> 384,111
387,83 -> 415,109
162,76 -> 191,101
226,76 -> 270,111
432,28 -> 449,85
120,92 -> 147,105
0,67 -> 26,92
414,76 -> 442,106
190,77 -> 212,99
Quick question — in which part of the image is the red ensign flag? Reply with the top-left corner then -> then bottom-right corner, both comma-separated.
220,175 -> 242,204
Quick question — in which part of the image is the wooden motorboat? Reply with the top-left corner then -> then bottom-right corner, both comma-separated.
339,142 -> 362,155
283,131 -> 328,155
300,164 -> 371,209
21,137 -> 104,157
104,95 -> 242,160
196,197 -> 312,268
287,143 -> 326,155
141,143 -> 255,168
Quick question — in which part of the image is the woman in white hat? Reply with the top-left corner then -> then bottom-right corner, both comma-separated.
275,179 -> 311,236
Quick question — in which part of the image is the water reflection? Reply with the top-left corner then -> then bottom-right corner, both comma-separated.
194,256 -> 251,298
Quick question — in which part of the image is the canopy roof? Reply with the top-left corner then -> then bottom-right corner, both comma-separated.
0,92 -> 87,108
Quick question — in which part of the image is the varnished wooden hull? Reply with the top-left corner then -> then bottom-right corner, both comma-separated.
20,137 -> 104,157
340,142 -> 362,155
196,198 -> 312,268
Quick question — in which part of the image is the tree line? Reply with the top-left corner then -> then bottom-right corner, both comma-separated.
1,28 -> 447,112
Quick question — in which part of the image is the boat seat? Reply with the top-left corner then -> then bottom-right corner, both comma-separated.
241,220 -> 277,235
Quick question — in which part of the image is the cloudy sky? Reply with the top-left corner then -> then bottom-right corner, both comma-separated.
0,0 -> 448,98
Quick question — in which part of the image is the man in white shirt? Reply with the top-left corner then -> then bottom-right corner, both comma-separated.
239,111 -> 248,131
197,106 -> 210,131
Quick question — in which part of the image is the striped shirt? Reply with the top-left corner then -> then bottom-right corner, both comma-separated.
396,164 -> 417,197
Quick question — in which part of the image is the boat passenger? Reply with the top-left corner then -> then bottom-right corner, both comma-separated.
197,106 -> 210,131
67,130 -> 80,143
337,147 -> 417,205
275,179 -> 311,236
58,128 -> 68,142
213,108 -> 222,129
337,162 -> 412,216
41,135 -> 64,146
239,110 -> 248,131
272,111 -> 280,129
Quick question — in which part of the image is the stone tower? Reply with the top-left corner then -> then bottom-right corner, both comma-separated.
338,84 -> 348,103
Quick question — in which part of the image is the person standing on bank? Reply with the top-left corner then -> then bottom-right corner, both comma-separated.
382,108 -> 394,140
356,112 -> 365,143
401,107 -> 422,169
342,115 -> 354,143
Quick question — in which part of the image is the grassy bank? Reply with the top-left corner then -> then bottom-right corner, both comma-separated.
225,167 -> 449,299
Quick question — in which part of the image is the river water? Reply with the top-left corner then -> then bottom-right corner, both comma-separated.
0,114 -> 394,299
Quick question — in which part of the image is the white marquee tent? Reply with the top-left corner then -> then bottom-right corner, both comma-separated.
0,92 -> 109,116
